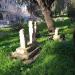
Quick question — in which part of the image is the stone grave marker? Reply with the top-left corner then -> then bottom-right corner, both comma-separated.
34,21 -> 37,34
28,20 -> 36,44
19,29 -> 27,48
11,29 -> 28,59
11,23 -> 40,64
55,28 -> 59,35
53,28 -> 60,40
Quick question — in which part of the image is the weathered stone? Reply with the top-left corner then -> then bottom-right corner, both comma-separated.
11,24 -> 40,64
28,21 -> 33,44
34,21 -> 37,34
55,28 -> 59,35
53,35 -> 60,40
11,45 -> 40,60
28,20 -> 36,44
11,29 -> 28,59
11,47 -> 29,59
53,28 -> 60,40
19,29 -> 27,48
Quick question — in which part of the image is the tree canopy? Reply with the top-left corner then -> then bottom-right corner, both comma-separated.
17,0 -> 55,32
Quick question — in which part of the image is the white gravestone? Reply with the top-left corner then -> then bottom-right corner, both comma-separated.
53,28 -> 60,40
28,20 -> 36,44
55,28 -> 59,35
19,29 -> 27,48
33,21 -> 37,41
34,21 -> 37,34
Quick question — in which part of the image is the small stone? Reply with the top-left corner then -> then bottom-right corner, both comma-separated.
16,47 -> 25,54
53,35 -> 60,40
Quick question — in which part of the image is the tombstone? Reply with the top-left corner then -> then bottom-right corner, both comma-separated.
53,28 -> 60,40
55,28 -> 59,35
11,29 -> 28,59
28,20 -> 36,44
19,29 -> 27,48
34,21 -> 37,34
11,24 -> 40,64
33,21 -> 37,41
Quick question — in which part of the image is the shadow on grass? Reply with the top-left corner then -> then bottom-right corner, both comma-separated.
22,39 -> 75,75
0,59 -> 33,75
54,19 -> 72,28
44,40 -> 75,75
0,61 -> 22,75
0,32 -> 19,43
37,22 -> 48,36
0,20 -> 75,75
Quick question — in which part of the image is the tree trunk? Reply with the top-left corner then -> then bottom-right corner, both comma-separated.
42,8 -> 54,32
36,0 -> 54,32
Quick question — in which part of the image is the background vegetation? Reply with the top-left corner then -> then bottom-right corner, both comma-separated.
0,19 -> 75,75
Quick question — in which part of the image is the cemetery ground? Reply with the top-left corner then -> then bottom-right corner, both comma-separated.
0,19 -> 75,75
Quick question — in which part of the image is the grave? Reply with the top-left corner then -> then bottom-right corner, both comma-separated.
11,29 -> 28,60
53,28 -> 65,41
11,20 -> 40,64
28,20 -> 37,44
34,21 -> 37,34
19,29 -> 27,49
53,28 -> 60,40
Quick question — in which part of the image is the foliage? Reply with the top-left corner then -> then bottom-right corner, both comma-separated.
0,19 -> 75,75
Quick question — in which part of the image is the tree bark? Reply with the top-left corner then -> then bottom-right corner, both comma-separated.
36,0 -> 54,32
42,8 -> 54,32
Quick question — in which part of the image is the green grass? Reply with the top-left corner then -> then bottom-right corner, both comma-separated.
0,19 -> 75,75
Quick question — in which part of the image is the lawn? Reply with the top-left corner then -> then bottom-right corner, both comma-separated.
0,19 -> 75,75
